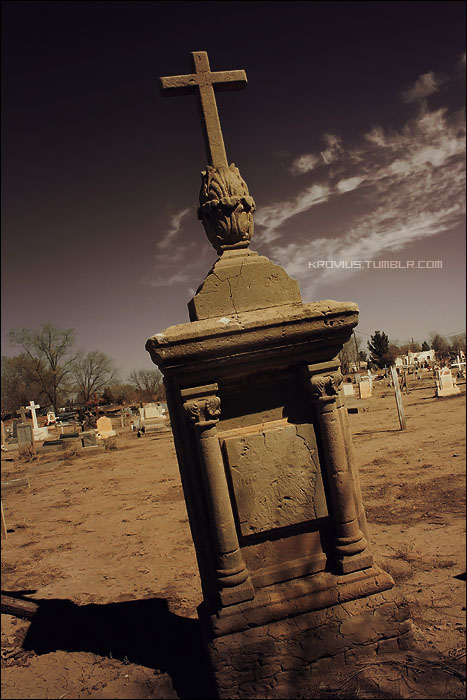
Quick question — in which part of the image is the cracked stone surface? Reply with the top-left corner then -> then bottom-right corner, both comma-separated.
188,249 -> 301,320
222,421 -> 327,535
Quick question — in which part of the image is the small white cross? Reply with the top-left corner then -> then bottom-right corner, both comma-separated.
28,400 -> 40,430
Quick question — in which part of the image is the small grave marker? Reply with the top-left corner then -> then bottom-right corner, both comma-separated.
17,423 -> 34,453
390,365 -> 406,430
96,416 -> 116,439
435,367 -> 460,397
358,377 -> 372,399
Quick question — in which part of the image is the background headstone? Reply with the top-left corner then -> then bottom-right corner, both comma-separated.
11,419 -> 21,440
81,431 -> 98,447
358,377 -> 372,398
436,368 -> 460,397
33,427 -> 50,442
144,404 -> 163,419
17,423 -> 34,453
96,416 -> 116,438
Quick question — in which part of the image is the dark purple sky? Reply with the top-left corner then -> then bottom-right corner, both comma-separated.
2,1 -> 465,378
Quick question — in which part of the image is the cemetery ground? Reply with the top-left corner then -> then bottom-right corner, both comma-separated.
1,373 -> 465,699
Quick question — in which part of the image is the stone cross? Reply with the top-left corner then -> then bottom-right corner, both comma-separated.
19,406 -> 28,424
28,400 -> 40,430
159,51 -> 247,168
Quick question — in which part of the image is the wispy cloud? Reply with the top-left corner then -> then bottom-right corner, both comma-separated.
149,207 -> 213,289
157,207 -> 190,250
255,184 -> 331,242
401,71 -> 447,103
290,133 -> 343,174
149,266 -> 194,287
255,66 -> 465,297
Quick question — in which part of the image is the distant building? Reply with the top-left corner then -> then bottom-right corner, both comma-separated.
395,350 -> 433,367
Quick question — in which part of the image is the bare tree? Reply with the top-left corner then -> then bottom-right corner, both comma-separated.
128,368 -> 164,402
7,323 -> 77,412
338,339 -> 354,375
429,332 -> 451,363
450,333 -> 466,355
73,350 -> 116,405
339,334 -> 366,374
1,354 -> 42,414
106,381 -> 138,405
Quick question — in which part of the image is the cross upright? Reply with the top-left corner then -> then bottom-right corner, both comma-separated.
18,406 -> 28,424
159,51 -> 247,168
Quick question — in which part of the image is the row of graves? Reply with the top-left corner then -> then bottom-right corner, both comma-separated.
130,402 -> 168,435
343,365 -> 462,400
343,370 -> 375,399
1,401 -> 169,455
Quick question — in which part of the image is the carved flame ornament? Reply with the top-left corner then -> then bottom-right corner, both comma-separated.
198,164 -> 256,254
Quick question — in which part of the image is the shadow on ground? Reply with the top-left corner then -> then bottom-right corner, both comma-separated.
2,590 -> 217,699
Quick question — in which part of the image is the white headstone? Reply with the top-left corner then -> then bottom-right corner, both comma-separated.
436,368 -> 460,397
33,426 -> 50,442
343,383 -> 355,397
144,404 -> 163,419
358,377 -> 372,399
96,415 -> 116,438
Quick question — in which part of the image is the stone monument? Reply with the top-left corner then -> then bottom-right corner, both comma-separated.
147,51 -> 411,698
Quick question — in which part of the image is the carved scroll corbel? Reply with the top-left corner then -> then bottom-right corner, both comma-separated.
184,395 -> 221,427
308,370 -> 343,407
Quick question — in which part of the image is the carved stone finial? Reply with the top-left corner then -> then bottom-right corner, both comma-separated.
197,164 -> 255,254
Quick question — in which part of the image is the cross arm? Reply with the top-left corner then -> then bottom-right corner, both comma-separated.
159,75 -> 197,95
209,70 -> 247,92
160,70 -> 247,96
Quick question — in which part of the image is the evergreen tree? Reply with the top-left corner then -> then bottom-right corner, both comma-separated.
367,330 -> 395,368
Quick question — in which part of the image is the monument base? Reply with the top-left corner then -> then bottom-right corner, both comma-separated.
202,584 -> 413,699
436,387 -> 460,397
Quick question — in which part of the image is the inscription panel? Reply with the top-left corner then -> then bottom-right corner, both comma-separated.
222,421 -> 328,536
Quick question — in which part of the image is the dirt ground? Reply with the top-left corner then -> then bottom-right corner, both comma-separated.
1,370 -> 466,699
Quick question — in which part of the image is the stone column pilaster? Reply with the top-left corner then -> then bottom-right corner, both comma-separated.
302,365 -> 373,574
336,399 -> 369,541
182,383 -> 255,606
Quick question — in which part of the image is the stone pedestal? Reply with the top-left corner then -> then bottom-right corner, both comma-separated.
146,248 -> 412,697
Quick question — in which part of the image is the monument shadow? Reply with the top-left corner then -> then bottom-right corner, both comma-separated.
2,590 -> 217,699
